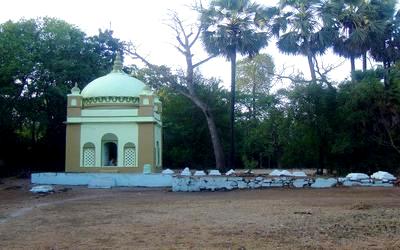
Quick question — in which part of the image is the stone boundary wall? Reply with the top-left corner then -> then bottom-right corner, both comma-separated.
172,176 -> 395,192
31,172 -> 173,187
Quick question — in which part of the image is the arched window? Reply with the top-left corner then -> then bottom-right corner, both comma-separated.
101,133 -> 118,166
124,143 -> 136,167
82,142 -> 95,167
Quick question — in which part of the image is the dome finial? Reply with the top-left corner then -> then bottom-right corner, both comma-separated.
112,52 -> 123,72
71,83 -> 81,95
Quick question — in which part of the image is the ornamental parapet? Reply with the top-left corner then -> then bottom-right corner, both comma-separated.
83,96 -> 140,107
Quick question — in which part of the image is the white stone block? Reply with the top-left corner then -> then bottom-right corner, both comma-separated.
371,171 -> 396,181
270,182 -> 284,187
261,182 -> 271,187
269,169 -> 282,176
248,182 -> 256,189
225,169 -> 236,176
208,170 -> 221,176
194,170 -> 206,176
311,178 -> 337,188
181,167 -> 191,176
30,185 -> 54,193
162,169 -> 174,175
370,183 -> 393,187
280,170 -> 293,176
292,171 -> 307,177
346,173 -> 369,181
230,181 -> 238,187
237,181 -> 247,189
293,179 -> 308,188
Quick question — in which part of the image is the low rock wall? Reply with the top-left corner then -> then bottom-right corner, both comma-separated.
172,176 -> 395,192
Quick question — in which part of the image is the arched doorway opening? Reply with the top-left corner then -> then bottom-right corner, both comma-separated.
102,133 -> 118,166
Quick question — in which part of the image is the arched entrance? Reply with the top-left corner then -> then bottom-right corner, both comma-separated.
101,133 -> 118,166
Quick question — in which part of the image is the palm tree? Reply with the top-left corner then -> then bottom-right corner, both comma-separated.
324,0 -> 390,75
273,0 -> 335,84
200,0 -> 269,169
368,1 -> 398,67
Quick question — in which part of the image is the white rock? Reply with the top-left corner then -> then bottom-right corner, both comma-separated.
237,181 -> 247,189
343,180 -> 357,187
255,176 -> 264,181
230,181 -> 238,187
194,170 -> 206,176
311,178 -> 337,188
292,171 -> 307,177
248,182 -> 256,188
280,170 -> 293,176
269,170 -> 282,176
269,169 -> 292,176
270,182 -> 284,187
30,185 -> 54,193
180,167 -> 191,176
225,169 -> 236,176
162,168 -> 174,175
293,179 -> 308,188
261,182 -> 271,187
371,171 -> 396,181
346,173 -> 369,181
370,183 -> 394,187
208,170 -> 221,176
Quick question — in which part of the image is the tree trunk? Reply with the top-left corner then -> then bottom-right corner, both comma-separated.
362,51 -> 367,72
182,92 -> 226,170
306,48 -> 316,84
203,108 -> 226,170
252,75 -> 256,120
350,54 -> 356,78
229,52 -> 237,169
383,61 -> 390,88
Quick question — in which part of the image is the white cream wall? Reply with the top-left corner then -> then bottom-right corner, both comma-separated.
81,109 -> 138,117
80,122 -> 139,167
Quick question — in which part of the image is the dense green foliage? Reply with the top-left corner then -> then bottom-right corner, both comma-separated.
0,18 -> 122,175
159,79 -> 230,169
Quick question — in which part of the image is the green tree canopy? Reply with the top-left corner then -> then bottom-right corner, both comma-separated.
0,18 -> 122,175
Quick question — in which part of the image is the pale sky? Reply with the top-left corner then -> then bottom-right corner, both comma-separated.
0,0 -> 365,89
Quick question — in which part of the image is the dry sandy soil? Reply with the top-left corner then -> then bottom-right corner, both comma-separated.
0,178 -> 399,250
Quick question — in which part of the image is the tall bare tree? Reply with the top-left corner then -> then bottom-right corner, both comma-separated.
126,12 -> 226,170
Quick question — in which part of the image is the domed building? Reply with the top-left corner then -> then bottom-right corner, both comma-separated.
65,54 -> 162,173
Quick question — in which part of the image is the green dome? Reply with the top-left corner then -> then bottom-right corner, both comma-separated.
81,72 -> 146,98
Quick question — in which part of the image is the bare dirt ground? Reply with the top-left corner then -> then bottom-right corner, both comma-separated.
0,178 -> 399,250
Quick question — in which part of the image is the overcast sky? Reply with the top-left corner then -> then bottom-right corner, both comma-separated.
1,0 -> 364,88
